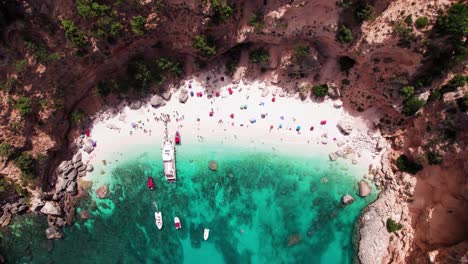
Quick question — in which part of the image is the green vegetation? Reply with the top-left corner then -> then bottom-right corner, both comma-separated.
97,79 -> 115,97
14,153 -> 36,183
355,4 -> 373,23
131,15 -> 146,35
457,94 -> 468,112
428,90 -> 442,102
293,45 -> 310,65
155,57 -> 184,77
440,74 -> 467,94
248,12 -> 264,30
336,25 -> 353,43
426,151 -> 442,165
15,59 -> 28,72
24,41 -> 61,63
193,35 -> 217,57
0,78 -> 17,92
224,43 -> 247,76
386,218 -> 403,233
76,0 -> 110,18
14,97 -> 33,117
127,60 -> 152,91
249,48 -> 270,64
71,109 -> 85,124
402,96 -> 425,116
338,56 -> 356,73
312,84 -> 328,97
395,154 -> 423,174
415,17 -> 429,29
94,16 -> 123,39
393,21 -> 415,48
61,19 -> 90,49
436,1 -> 467,38
209,0 -> 233,24
404,15 -> 413,25
0,142 -> 13,158
399,86 -> 415,99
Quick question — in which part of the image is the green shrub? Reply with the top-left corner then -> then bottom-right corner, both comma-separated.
440,74 -> 467,94
24,41 -> 60,63
224,44 -> 245,76
426,151 -> 442,165
131,15 -> 146,35
14,153 -> 34,174
399,86 -> 415,99
355,4 -> 373,23
338,56 -> 356,73
402,96 -> 425,116
248,12 -> 264,30
210,0 -> 233,24
14,97 -> 33,117
336,25 -> 353,43
76,0 -> 110,18
395,154 -> 423,174
436,2 -> 467,37
386,218 -> 403,233
155,57 -> 184,77
312,84 -> 328,97
428,90 -> 442,102
110,22 -> 123,38
61,19 -> 90,49
457,94 -> 468,112
293,45 -> 310,64
71,109 -> 85,124
193,35 -> 217,57
415,17 -> 429,29
15,59 -> 28,72
394,22 -> 415,48
127,60 -> 152,91
404,15 -> 413,25
0,142 -> 13,158
249,48 -> 270,64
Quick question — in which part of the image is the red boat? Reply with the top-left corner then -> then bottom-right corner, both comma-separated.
147,177 -> 154,190
175,131 -> 181,145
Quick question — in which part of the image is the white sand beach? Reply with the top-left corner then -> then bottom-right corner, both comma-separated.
79,73 -> 387,184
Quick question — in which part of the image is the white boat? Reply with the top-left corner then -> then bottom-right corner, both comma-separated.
203,228 -> 210,240
155,212 -> 163,230
174,217 -> 181,229
162,140 -> 176,182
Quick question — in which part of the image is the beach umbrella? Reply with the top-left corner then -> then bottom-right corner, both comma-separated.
272,97 -> 276,102
240,105 -> 244,109
250,118 -> 256,123
215,92 -> 220,97
84,129 -> 90,137
261,114 -> 266,119
189,84 -> 192,89
320,120 -> 327,125
280,116 -> 284,120
310,126 -> 314,131
296,125 -> 301,131
230,113 -> 234,118
228,88 -> 233,95
270,125 -> 274,129
190,91 -> 194,97
244,104 -> 247,109
92,141 -> 97,147
279,124 -> 283,129
209,111 -> 214,117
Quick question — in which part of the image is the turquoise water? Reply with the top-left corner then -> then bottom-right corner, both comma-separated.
0,144 -> 376,263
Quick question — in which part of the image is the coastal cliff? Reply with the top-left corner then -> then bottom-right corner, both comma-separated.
0,0 -> 466,262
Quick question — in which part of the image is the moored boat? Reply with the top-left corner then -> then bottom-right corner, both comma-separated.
174,217 -> 181,229
203,228 -> 210,240
175,131 -> 181,145
162,140 -> 176,182
147,177 -> 154,190
155,212 -> 163,230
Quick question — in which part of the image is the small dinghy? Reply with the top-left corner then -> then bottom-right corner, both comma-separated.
175,131 -> 181,145
154,212 -> 163,230
147,177 -> 154,190
203,228 -> 210,241
174,217 -> 181,229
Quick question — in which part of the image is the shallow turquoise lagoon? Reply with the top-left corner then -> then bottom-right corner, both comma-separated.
0,144 -> 376,263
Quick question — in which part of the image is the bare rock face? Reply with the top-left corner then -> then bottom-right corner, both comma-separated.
150,95 -> 166,108
337,119 -> 353,135
342,195 -> 355,205
40,202 -> 62,216
96,185 -> 109,199
358,181 -> 371,197
208,160 -> 218,171
45,226 -> 63,240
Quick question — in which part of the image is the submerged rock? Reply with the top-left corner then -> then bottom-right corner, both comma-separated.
208,160 -> 218,171
342,195 -> 355,205
329,152 -> 338,161
86,164 -> 94,172
79,210 -> 92,219
45,226 -> 63,240
358,181 -> 371,197
96,185 -> 109,199
287,233 -> 302,247
40,202 -> 62,216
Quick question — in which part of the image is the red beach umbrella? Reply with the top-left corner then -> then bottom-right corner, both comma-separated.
228,88 -> 233,95
209,111 -> 214,117
310,126 -> 314,131
84,129 -> 90,137
320,120 -> 327,125
230,113 -> 234,118
215,92 -> 220,97
272,97 -> 276,102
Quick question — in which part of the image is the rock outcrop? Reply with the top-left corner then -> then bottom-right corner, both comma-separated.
96,185 -> 109,199
342,195 -> 355,205
358,181 -> 371,197
45,226 -> 63,240
40,202 -> 62,216
150,95 -> 166,108
337,119 -> 353,135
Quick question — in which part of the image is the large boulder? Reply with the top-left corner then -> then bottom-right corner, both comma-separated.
96,185 -> 109,199
337,119 -> 353,135
150,95 -> 166,108
208,160 -> 218,171
66,182 -> 77,195
333,100 -> 343,108
327,82 -> 341,99
66,169 -> 77,181
129,101 -> 142,110
40,202 -> 62,216
56,177 -> 69,191
57,161 -> 71,174
358,180 -> 371,197
329,152 -> 338,161
86,164 -> 94,172
342,195 -> 355,205
72,152 -> 82,163
83,143 -> 94,154
161,91 -> 172,101
179,89 -> 189,103
45,226 -> 63,240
